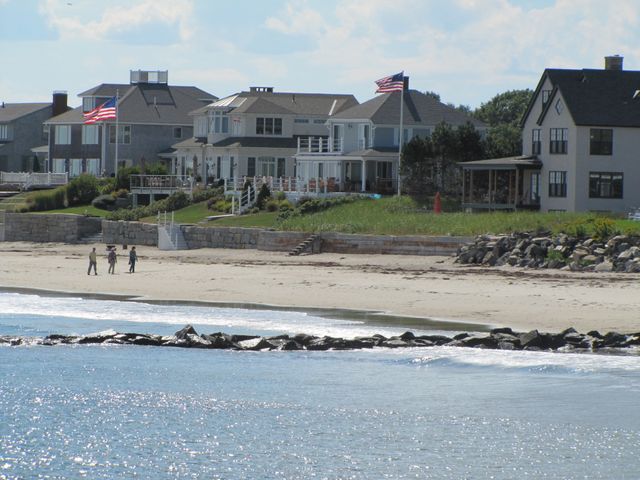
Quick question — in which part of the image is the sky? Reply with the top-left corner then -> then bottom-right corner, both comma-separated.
1,0 -> 640,109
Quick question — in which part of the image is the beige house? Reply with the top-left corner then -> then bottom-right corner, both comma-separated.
171,87 -> 357,185
462,55 -> 640,213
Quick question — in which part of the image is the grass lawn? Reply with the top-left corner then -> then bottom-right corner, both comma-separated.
139,202 -> 218,224
34,205 -> 110,217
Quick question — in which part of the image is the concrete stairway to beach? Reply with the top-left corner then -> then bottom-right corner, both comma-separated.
289,234 -> 320,256
0,191 -> 30,212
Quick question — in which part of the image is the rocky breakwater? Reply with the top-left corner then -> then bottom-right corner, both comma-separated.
1,325 -> 639,353
456,232 -> 640,272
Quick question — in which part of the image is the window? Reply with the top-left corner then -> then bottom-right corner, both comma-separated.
259,156 -> 276,176
0,124 -> 9,140
589,172 -> 623,198
210,111 -> 229,134
195,117 -> 208,137
173,127 -> 183,139
42,125 -> 49,143
256,117 -> 282,135
277,158 -> 285,177
531,129 -> 541,155
52,158 -> 66,173
549,128 -> 568,154
70,158 -> 83,177
216,156 -> 222,179
530,172 -> 540,201
109,125 -> 131,144
247,157 -> 256,177
376,162 -> 393,178
82,125 -> 99,145
590,129 -> 613,155
54,125 -> 71,145
294,118 -> 309,124
86,158 -> 100,175
82,97 -> 94,112
313,119 -> 325,124
549,171 -> 567,197
541,90 -> 552,106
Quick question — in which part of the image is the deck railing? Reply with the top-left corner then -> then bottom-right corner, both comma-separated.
296,137 -> 342,154
0,172 -> 68,188
130,175 -> 192,192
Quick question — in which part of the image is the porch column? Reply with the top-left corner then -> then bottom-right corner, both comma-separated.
515,168 -> 520,209
470,170 -> 474,204
361,159 -> 366,192
462,168 -> 466,203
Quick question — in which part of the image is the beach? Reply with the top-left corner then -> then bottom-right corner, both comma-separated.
1,241 -> 639,334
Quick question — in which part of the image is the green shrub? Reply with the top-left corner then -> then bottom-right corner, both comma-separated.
256,184 -> 271,210
142,162 -> 168,175
106,191 -> 191,221
193,186 -> 223,203
265,199 -> 280,212
27,187 -> 66,211
208,199 -> 231,213
546,248 -> 565,262
65,174 -> 99,206
274,191 -> 287,201
561,219 -> 588,238
98,177 -> 116,195
593,217 -> 617,241
91,194 -> 117,211
115,166 -> 140,191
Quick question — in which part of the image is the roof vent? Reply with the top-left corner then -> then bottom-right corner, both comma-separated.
604,55 -> 623,71
249,86 -> 274,93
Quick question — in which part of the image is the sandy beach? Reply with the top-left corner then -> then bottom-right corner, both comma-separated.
1,241 -> 639,334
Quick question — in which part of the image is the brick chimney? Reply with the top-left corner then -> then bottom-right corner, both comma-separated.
605,55 -> 623,71
52,91 -> 68,116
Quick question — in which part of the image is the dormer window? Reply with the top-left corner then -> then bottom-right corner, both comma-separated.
209,111 -> 229,134
256,117 -> 282,135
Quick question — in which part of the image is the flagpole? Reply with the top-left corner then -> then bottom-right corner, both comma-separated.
114,90 -> 119,177
397,77 -> 405,197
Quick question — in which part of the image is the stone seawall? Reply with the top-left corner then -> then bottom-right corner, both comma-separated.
3,213 -> 101,243
102,220 -> 157,246
4,214 -> 470,256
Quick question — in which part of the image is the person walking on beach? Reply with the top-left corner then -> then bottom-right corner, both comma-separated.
108,247 -> 117,274
87,247 -> 98,275
128,246 -> 138,273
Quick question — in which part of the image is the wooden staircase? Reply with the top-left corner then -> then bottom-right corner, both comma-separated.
289,234 -> 321,256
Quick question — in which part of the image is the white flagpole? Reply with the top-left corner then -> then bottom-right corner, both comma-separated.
397,75 -> 405,197
114,90 -> 119,177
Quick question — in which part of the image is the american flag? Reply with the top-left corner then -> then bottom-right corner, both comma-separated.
375,72 -> 404,93
83,97 -> 117,124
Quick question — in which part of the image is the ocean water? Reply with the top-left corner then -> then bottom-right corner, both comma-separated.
1,292 -> 639,479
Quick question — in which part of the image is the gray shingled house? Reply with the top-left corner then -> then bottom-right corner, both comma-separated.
461,55 -> 640,213
44,70 -> 216,177
0,92 -> 69,172
295,82 -> 485,194
171,86 -> 358,184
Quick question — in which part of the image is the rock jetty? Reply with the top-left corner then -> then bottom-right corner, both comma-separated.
1,325 -> 638,353
456,233 -> 640,272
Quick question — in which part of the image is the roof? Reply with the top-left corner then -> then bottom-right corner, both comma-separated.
172,137 -> 207,149
47,83 -> 217,125
525,68 -> 640,127
331,90 -> 486,128
199,90 -> 358,117
210,136 -> 297,149
459,155 -> 542,170
0,103 -> 51,122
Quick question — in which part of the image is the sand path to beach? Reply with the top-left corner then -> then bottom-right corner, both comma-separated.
1,241 -> 639,334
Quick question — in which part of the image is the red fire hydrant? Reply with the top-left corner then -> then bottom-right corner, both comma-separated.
434,192 -> 442,215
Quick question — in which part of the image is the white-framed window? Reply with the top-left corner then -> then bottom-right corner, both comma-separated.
52,158 -> 66,173
358,124 -> 371,149
82,97 -> 94,112
54,125 -> 71,145
70,159 -> 83,177
173,127 -> 183,139
0,124 -> 9,140
256,117 -> 282,135
81,125 -> 99,145
313,119 -> 325,124
209,111 -> 229,134
294,118 -> 309,124
86,158 -> 100,175
109,125 -> 131,144
259,157 -> 276,176
393,127 -> 412,146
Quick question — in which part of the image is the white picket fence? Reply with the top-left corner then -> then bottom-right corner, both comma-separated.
0,172 -> 68,189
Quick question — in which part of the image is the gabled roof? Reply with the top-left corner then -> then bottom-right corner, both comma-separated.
331,90 -> 485,128
524,68 -> 640,127
46,83 -> 217,125
0,103 -> 51,122
198,90 -> 358,117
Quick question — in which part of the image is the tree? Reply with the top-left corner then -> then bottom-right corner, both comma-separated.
424,91 -> 441,102
401,136 -> 437,196
473,89 -> 533,158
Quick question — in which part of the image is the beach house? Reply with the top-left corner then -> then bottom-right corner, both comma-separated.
0,92 -> 69,172
294,79 -> 485,194
170,87 -> 358,186
461,55 -> 640,213
44,70 -> 216,177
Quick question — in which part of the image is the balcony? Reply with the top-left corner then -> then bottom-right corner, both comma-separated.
296,136 -> 342,154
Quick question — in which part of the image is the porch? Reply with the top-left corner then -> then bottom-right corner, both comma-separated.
460,156 -> 542,211
129,174 -> 193,206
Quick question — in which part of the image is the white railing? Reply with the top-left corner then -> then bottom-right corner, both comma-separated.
296,137 -> 342,154
157,211 -> 188,250
0,172 -> 68,188
224,176 -> 300,194
130,175 -> 192,192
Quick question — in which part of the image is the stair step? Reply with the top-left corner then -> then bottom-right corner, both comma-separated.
289,234 -> 320,256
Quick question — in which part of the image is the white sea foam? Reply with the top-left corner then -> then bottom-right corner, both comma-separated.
0,292 -> 424,339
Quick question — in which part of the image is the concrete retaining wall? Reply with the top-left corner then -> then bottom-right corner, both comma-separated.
3,213 -> 101,243
3,213 -> 470,256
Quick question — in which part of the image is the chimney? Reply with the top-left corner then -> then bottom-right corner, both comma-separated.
52,91 -> 68,116
605,55 -> 623,71
403,76 -> 409,90
249,86 -> 274,93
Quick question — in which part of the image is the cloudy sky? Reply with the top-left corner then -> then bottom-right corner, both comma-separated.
2,0 -> 639,108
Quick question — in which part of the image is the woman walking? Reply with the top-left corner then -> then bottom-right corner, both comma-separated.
128,246 -> 138,273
